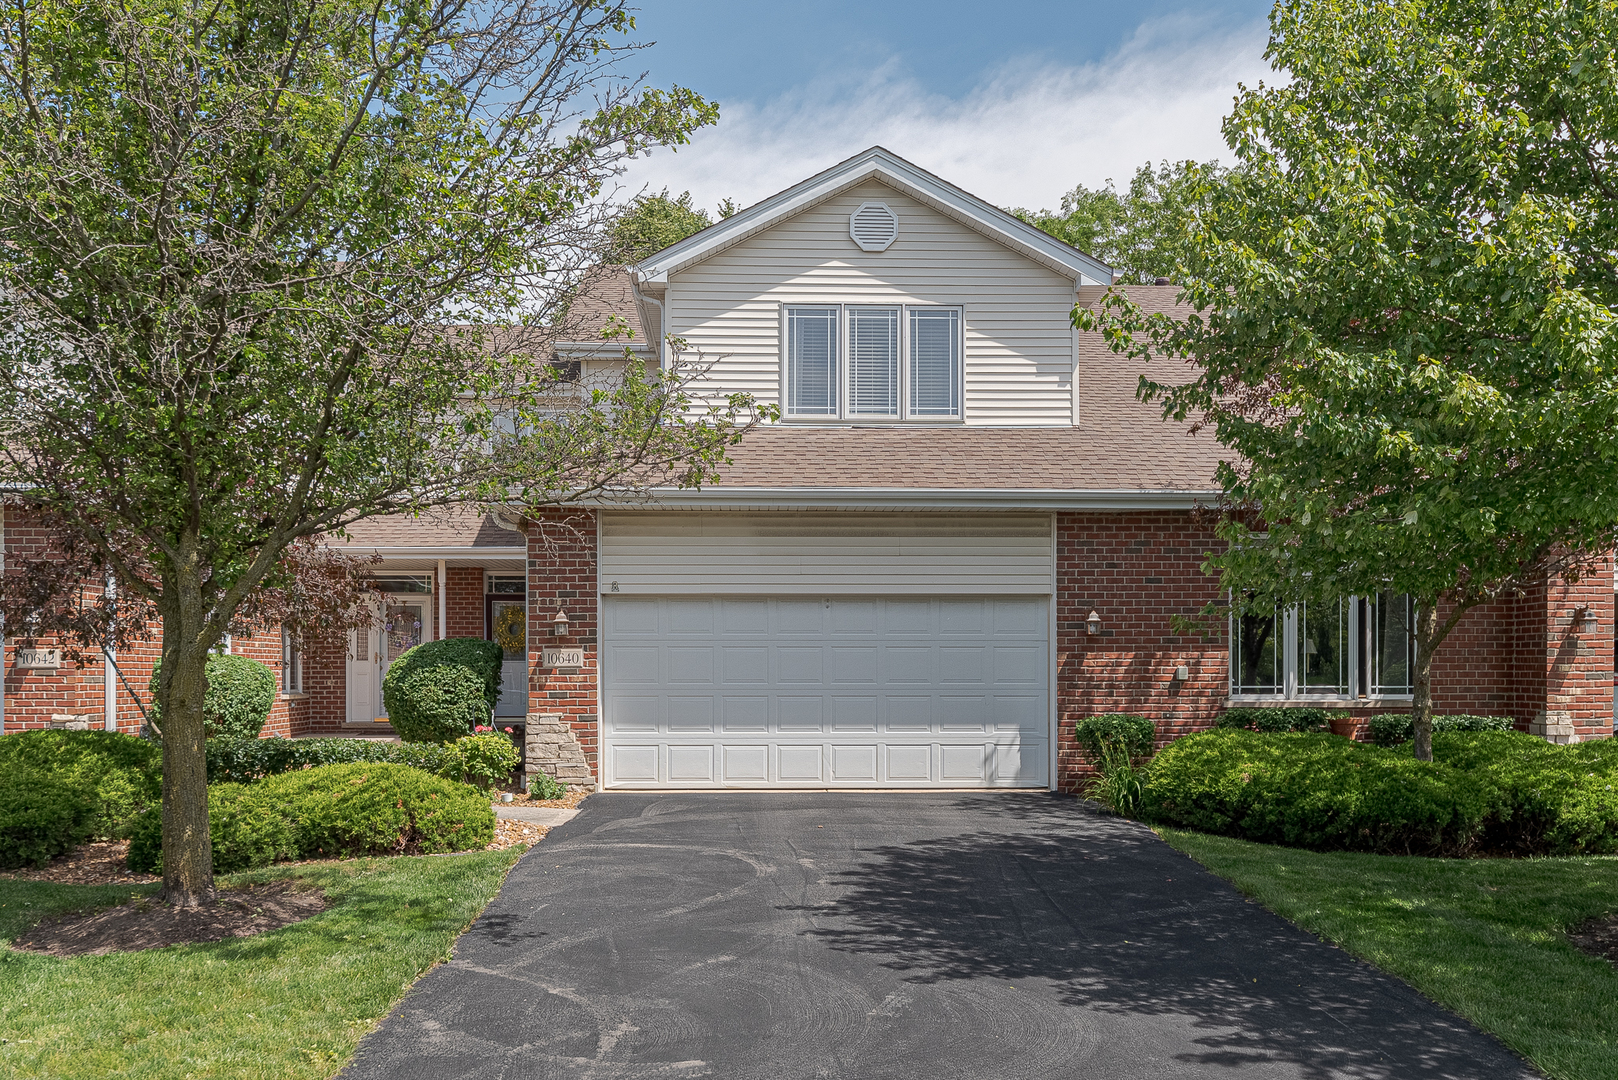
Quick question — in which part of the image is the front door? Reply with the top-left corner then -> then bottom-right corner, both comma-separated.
377,599 -> 429,719
487,596 -> 528,717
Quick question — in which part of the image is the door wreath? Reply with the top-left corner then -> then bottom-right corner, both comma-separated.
494,605 -> 526,652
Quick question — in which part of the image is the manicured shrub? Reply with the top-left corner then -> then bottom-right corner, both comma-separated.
1367,712 -> 1514,747
0,729 -> 161,838
0,772 -> 97,869
128,762 -> 495,874
459,731 -> 523,790
206,731 -> 523,787
1432,730 -> 1618,855
1074,714 -> 1156,761
1141,729 -> 1496,855
1214,707 -> 1334,733
150,652 -> 278,739
381,638 -> 503,743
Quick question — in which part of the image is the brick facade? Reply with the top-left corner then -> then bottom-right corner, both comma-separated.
525,509 -> 600,780
7,500 -> 1614,799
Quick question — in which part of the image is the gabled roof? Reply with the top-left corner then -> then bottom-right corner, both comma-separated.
634,146 -> 1114,288
552,266 -> 651,359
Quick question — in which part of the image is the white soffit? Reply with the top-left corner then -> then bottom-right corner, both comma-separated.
634,146 -> 1114,288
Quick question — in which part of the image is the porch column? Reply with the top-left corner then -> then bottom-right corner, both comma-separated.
437,559 -> 447,641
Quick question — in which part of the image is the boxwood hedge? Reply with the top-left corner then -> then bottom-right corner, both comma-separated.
1367,712 -> 1514,747
0,729 -> 160,838
128,762 -> 496,874
1213,707 -> 1335,733
1143,727 -> 1618,857
0,773 -> 97,869
205,732 -> 521,787
380,638 -> 503,743
150,653 -> 278,739
1074,714 -> 1156,761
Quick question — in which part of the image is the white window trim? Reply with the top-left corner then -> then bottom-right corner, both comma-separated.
281,628 -> 305,696
1229,595 -> 1416,702
779,302 -> 965,423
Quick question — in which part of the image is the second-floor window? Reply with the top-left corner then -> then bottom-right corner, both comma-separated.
784,304 -> 961,420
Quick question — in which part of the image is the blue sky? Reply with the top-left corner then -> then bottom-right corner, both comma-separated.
616,0 -> 1278,213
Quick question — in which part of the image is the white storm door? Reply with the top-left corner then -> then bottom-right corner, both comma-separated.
375,599 -> 428,720
602,596 -> 1049,789
346,622 -> 380,723
489,597 -> 528,717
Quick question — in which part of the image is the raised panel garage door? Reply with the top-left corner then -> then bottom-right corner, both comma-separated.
602,596 -> 1049,788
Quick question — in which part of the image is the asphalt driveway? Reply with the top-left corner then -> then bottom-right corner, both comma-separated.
341,792 -> 1536,1080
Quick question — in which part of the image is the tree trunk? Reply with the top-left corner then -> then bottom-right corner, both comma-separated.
157,561 -> 216,908
1410,600 -> 1440,763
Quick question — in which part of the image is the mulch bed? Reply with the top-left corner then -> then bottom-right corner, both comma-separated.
497,788 -> 591,811
11,879 -> 328,957
0,841 -> 158,888
1568,913 -> 1618,967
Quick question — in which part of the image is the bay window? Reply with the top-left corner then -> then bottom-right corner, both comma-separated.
1231,591 -> 1414,699
783,304 -> 962,420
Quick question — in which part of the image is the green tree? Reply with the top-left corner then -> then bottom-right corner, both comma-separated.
1013,160 -> 1216,284
1082,0 -> 1618,760
0,0 -> 760,905
606,189 -> 737,263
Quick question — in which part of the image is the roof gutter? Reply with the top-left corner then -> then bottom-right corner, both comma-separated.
607,487 -> 1221,512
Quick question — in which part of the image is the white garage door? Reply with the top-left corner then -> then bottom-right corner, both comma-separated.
602,595 -> 1049,788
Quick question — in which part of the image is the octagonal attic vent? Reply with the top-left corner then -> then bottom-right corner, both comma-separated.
849,202 -> 899,252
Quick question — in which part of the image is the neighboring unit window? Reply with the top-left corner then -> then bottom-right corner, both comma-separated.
1231,592 -> 1414,699
786,306 -> 838,416
847,307 -> 899,416
909,307 -> 961,417
281,629 -> 303,694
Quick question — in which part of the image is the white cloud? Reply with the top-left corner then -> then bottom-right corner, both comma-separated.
617,14 -> 1274,215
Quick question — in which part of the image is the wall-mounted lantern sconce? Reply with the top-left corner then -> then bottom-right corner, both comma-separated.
1086,610 -> 1103,636
552,608 -> 570,636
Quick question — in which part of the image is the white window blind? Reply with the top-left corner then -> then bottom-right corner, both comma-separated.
909,308 -> 961,416
847,307 -> 898,416
786,307 -> 838,416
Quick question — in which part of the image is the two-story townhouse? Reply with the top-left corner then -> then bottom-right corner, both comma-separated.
5,147 -> 1612,793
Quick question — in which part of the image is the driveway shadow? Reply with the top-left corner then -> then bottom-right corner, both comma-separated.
792,820 -> 1536,1079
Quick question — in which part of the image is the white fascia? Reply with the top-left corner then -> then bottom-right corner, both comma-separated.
633,146 -> 1114,288
626,487 -> 1220,511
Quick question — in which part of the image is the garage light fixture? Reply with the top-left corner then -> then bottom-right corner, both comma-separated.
1086,610 -> 1103,636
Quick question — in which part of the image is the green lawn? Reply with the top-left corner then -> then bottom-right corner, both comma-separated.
1162,828 -> 1618,1080
0,850 -> 523,1079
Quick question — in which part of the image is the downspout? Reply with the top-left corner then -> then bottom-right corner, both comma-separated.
104,573 -> 117,731
629,270 -> 665,369
437,560 -> 447,641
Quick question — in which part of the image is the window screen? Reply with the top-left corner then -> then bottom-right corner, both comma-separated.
1373,591 -> 1415,695
786,307 -> 838,416
909,308 -> 961,417
1299,599 -> 1348,695
847,307 -> 899,415
1232,609 -> 1281,694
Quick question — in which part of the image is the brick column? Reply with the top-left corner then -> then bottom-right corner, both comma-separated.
525,508 -> 600,788
1516,556 -> 1614,743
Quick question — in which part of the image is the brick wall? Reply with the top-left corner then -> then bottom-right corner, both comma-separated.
526,509 -> 599,778
446,567 -> 485,638
1054,511 -> 1230,791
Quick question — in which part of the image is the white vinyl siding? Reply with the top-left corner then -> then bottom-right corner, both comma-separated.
665,179 -> 1075,426
600,511 -> 1053,595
